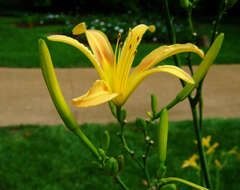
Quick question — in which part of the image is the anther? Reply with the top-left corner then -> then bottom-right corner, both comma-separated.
118,33 -> 121,39
120,42 -> 123,46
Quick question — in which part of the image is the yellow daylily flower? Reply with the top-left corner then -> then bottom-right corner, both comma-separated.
48,22 -> 204,107
206,142 -> 219,155
202,135 -> 211,148
214,159 -> 222,169
182,154 -> 199,169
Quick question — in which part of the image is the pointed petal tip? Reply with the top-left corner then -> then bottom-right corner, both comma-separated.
72,22 -> 87,35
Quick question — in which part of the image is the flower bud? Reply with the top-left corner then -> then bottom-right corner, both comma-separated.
180,0 -> 190,8
176,33 -> 224,101
157,109 -> 169,165
104,157 -> 119,176
151,94 -> 158,115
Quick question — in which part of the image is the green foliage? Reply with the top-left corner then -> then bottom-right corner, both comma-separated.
0,15 -> 240,68
0,118 -> 239,190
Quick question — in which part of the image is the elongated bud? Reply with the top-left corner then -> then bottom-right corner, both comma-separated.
39,39 -> 101,161
101,130 -> 110,150
108,101 -> 117,118
104,157 -> 119,176
136,117 -> 147,129
151,94 -> 158,115
161,184 -> 177,190
117,154 -> 125,171
180,0 -> 190,8
157,109 -> 169,165
176,33 -> 224,101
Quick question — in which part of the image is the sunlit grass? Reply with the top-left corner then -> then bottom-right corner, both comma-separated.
0,118 -> 239,190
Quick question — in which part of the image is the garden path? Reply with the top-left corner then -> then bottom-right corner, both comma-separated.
0,65 -> 240,126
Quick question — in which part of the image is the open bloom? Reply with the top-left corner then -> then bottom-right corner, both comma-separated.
48,22 -> 204,107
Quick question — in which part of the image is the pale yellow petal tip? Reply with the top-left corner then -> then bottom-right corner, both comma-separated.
47,35 -> 60,41
72,22 -> 87,35
149,25 -> 156,33
199,49 -> 205,59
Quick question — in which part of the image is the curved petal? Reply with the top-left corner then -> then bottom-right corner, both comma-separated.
132,43 -> 204,75
73,23 -> 114,69
72,80 -> 119,107
47,35 -> 104,80
125,65 -> 195,103
115,24 -> 155,95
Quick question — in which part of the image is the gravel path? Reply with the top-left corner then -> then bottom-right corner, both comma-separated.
0,65 -> 240,126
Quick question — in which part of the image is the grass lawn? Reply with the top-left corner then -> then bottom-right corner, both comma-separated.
0,118 -> 239,190
0,15 -> 240,68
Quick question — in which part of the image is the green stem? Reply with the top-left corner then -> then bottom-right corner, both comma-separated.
210,0 -> 225,45
143,142 -> 152,186
116,106 -> 144,169
215,168 -> 221,190
163,0 -> 182,68
115,175 -> 130,190
186,7 -> 195,75
164,177 -> 209,190
191,106 -> 212,189
198,82 -> 204,131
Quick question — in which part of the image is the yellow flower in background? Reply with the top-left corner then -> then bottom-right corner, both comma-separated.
214,159 -> 222,169
206,142 -> 219,155
194,135 -> 211,148
202,135 -> 211,148
182,154 -> 199,169
48,22 -> 204,107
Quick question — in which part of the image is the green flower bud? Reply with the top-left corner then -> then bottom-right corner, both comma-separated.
157,109 -> 169,165
39,39 -> 101,160
104,157 -> 119,176
151,94 -> 158,115
101,130 -> 110,150
176,33 -> 224,101
180,0 -> 190,8
161,184 -> 177,190
147,111 -> 153,119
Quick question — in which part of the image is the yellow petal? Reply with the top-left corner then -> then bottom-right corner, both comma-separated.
47,35 -> 104,80
126,65 -> 194,103
115,24 -> 154,95
72,80 -> 118,107
132,43 -> 204,75
85,29 -> 114,68
72,22 -> 87,35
